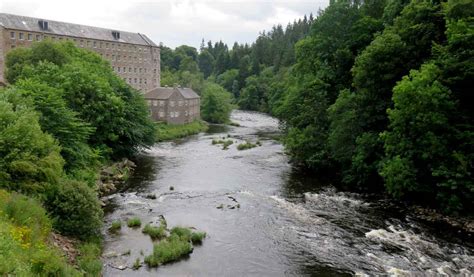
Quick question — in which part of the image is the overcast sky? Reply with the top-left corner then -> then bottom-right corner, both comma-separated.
1,0 -> 328,49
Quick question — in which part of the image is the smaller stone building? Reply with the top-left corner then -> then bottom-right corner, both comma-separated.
144,86 -> 200,124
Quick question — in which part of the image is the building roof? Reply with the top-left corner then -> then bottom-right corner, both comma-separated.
144,87 -> 200,100
0,13 -> 157,47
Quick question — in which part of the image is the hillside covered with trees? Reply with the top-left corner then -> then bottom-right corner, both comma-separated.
162,0 -> 473,214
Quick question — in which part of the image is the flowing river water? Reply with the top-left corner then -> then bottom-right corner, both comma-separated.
102,110 -> 473,276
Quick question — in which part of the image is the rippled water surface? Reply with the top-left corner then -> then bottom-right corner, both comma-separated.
103,110 -> 473,276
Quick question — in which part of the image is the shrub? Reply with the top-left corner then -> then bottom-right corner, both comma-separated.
44,179 -> 103,240
109,220 -> 121,233
77,242 -> 102,276
127,217 -> 142,228
190,232 -> 206,244
144,234 -> 193,267
142,224 -> 166,240
155,120 -> 208,142
237,141 -> 257,150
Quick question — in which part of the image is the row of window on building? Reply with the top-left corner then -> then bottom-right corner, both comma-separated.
112,66 -> 158,75
124,77 -> 148,85
155,109 -> 197,118
10,31 -> 158,53
148,99 -> 199,107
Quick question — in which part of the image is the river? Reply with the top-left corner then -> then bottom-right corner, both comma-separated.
103,110 -> 473,276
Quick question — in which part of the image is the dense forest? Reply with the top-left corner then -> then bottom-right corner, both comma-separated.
162,0 -> 473,214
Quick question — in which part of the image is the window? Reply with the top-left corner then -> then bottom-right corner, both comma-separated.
170,101 -> 175,107
112,43 -> 115,49
19,32 -> 24,40
112,66 -> 115,71
123,67 -> 126,72
178,101 -> 183,106
36,34 -> 41,41
134,78 -> 137,83
139,68 -> 142,73
159,111 -> 164,118
117,44 -> 121,51
106,43 -> 109,49
118,67 -> 121,73
153,100 -> 158,106
100,42 -> 103,48
185,101 -> 188,106
112,55 -> 115,61
129,67 -> 132,72
10,31 -> 15,39
147,100 -> 151,106
144,79 -> 147,84
28,34 -> 33,41
87,41 -> 91,47
93,41 -> 97,48
129,78 -> 132,83
144,68 -> 147,73
139,78 -> 142,84
11,45 -> 15,49
159,101 -> 164,107
117,55 -> 120,61
176,111 -> 180,117
154,69 -> 157,74
134,68 -> 137,73
185,111 -> 188,116
80,40 -> 84,47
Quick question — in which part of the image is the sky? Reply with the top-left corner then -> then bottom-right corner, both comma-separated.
0,0 -> 329,49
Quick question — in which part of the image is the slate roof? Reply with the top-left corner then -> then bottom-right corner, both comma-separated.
0,13 -> 157,47
144,87 -> 200,100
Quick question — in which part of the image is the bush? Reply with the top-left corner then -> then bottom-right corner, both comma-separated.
200,82 -> 233,123
0,190 -> 81,276
44,179 -> 103,240
142,224 -> 166,240
155,120 -> 208,142
144,234 -> 193,267
190,232 -> 206,244
237,141 -> 258,151
109,220 -> 122,233
127,217 -> 142,228
77,242 -> 102,276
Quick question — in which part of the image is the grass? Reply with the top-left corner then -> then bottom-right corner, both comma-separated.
144,234 -> 193,267
132,258 -> 141,270
142,224 -> 167,240
108,220 -> 121,233
237,141 -> 258,150
155,120 -> 208,142
212,139 -> 234,150
77,242 -> 103,276
127,217 -> 142,228
144,226 -> 206,268
0,190 -> 82,276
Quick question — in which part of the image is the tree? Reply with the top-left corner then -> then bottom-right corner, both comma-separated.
198,50 -> 215,78
0,98 -> 63,194
200,82 -> 233,123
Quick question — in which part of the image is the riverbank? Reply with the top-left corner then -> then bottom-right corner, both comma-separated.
155,120 -> 208,142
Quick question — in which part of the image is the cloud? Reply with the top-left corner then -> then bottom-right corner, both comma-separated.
0,0 -> 329,48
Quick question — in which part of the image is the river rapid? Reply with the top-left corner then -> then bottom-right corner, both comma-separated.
103,110 -> 473,276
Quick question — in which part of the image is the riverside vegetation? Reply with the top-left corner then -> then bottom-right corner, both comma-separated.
0,40 -> 156,275
160,0 -> 473,215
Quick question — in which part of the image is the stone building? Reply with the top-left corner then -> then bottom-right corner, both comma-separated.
0,13 -> 160,92
144,86 -> 200,124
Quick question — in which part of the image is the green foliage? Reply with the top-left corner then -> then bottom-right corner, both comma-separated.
44,179 -> 103,240
237,141 -> 258,151
109,220 -> 122,233
155,120 -> 208,141
0,190 -> 81,276
77,242 -> 103,276
381,62 -> 473,212
5,40 -> 156,160
200,82 -> 233,123
142,224 -> 167,240
127,217 -> 142,228
144,234 -> 193,267
190,232 -> 206,244
0,97 -> 63,194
